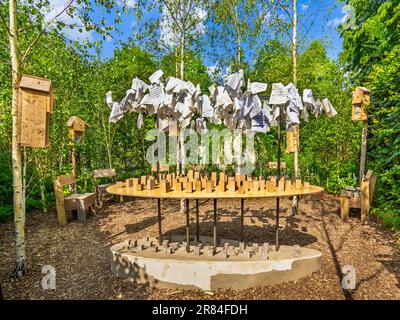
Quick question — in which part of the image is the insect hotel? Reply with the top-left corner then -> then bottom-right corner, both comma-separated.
352,86 -> 371,121
17,74 -> 54,148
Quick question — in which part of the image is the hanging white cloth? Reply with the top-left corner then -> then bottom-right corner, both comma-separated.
269,83 -> 288,105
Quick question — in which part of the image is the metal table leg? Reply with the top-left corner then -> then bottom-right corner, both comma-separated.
213,199 -> 217,253
196,199 -> 199,243
276,197 -> 280,251
186,199 -> 190,253
157,198 -> 162,243
240,198 -> 244,242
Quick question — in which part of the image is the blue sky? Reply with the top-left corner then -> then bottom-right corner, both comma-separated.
56,0 -> 348,66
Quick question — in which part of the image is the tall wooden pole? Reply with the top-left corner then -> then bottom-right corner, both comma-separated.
9,0 -> 26,278
291,0 -> 300,216
359,123 -> 368,183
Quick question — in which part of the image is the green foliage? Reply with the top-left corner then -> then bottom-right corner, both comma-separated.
1,1 -> 398,232
252,40 -> 360,194
340,0 -> 400,229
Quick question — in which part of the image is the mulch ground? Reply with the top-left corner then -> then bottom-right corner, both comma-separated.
1,192 -> 399,300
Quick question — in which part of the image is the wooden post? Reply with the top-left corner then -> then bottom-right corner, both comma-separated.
340,196 -> 349,222
54,179 -> 67,226
361,178 -> 370,224
157,198 -> 162,243
71,143 -> 77,178
360,122 -> 368,183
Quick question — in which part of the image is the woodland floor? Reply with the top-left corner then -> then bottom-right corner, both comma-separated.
1,192 -> 399,300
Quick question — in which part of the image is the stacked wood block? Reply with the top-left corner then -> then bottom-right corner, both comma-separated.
206,181 -> 213,193
278,177 -> 285,191
160,180 -> 171,193
218,179 -> 226,192
227,178 -> 236,192
285,179 -> 292,191
211,172 -> 217,187
186,181 -> 193,193
252,180 -> 259,192
295,179 -> 302,190
194,179 -> 202,192
147,179 -> 155,190
259,179 -> 266,191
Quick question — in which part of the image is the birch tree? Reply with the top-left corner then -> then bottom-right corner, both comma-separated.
271,0 -> 335,215
4,0 -> 128,278
207,0 -> 274,71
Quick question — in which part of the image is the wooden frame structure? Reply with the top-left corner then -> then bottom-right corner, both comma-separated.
93,168 -> 117,208
54,173 -> 96,225
340,170 -> 377,224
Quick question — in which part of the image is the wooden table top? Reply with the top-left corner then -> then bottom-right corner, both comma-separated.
106,183 -> 324,200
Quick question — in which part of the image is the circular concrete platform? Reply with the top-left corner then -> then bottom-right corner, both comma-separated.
110,236 -> 321,291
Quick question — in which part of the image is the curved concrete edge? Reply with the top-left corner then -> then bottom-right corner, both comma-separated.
110,240 -> 322,291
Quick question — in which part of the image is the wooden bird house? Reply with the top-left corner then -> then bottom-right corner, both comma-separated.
286,127 -> 300,154
352,87 -> 371,121
67,116 -> 90,143
17,75 -> 54,147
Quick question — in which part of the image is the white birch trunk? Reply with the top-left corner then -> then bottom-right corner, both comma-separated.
9,0 -> 26,277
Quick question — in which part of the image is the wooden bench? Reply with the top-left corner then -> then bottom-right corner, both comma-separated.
340,170 -> 377,224
54,174 -> 96,225
93,168 -> 117,208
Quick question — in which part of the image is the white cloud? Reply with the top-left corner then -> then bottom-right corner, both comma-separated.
327,5 -> 355,29
301,4 -> 309,11
124,0 -> 136,8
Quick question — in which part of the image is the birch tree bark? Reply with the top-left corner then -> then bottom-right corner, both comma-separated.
292,0 -> 300,216
9,0 -> 26,277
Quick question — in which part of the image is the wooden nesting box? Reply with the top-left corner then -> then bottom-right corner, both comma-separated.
175,182 -> 183,192
286,126 -> 300,154
268,162 -> 287,170
135,183 -> 143,191
159,164 -> 170,172
147,179 -> 155,190
252,180 -> 260,191
211,172 -> 218,187
227,180 -> 236,192
194,180 -> 202,192
126,178 -> 135,188
295,179 -> 302,190
285,179 -> 292,191
18,75 -> 54,147
278,178 -> 285,191
206,181 -> 213,193
186,181 -> 193,193
140,175 -> 148,185
352,87 -> 370,121
160,180 -> 171,193
67,116 -> 90,143
267,180 -> 275,192
218,179 -> 226,192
